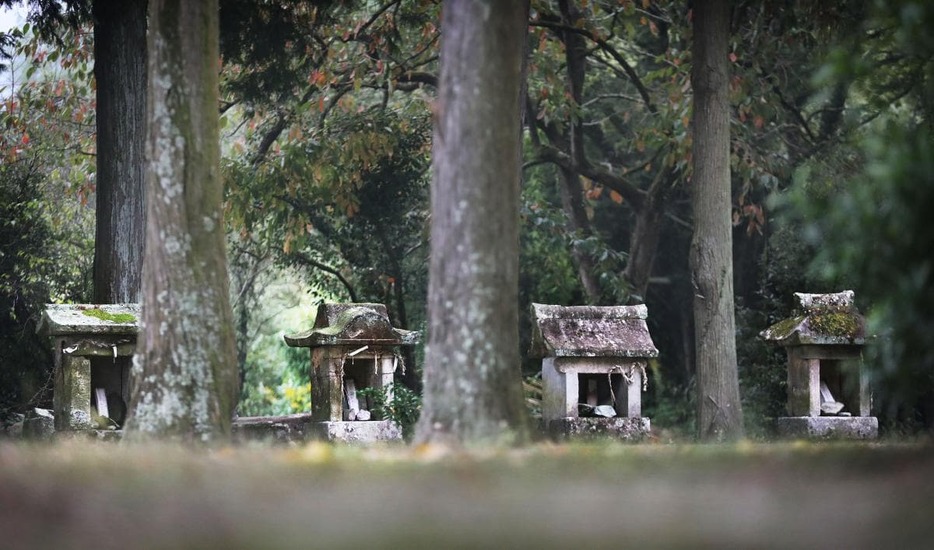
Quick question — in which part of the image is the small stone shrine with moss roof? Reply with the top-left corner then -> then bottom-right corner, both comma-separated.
529,303 -> 657,441
37,303 -> 139,435
284,302 -> 418,443
760,290 -> 878,439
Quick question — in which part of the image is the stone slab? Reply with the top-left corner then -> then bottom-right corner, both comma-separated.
307,420 -> 402,443
37,303 -> 140,337
53,429 -> 123,442
548,417 -> 651,441
529,303 -> 658,359
232,413 -> 314,445
776,416 -> 878,440
22,417 -> 55,441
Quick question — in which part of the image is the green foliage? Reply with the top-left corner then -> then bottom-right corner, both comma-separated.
357,383 -> 421,440
781,1 -> 934,424
2,21 -> 95,303
238,340 -> 311,417
226,106 -> 431,328
0,18 -> 95,412
233,265 -> 317,417
641,360 -> 695,440
0,158 -> 54,411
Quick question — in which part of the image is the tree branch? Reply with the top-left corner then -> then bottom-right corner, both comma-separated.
531,144 -> 646,209
292,252 -> 359,302
531,18 -> 657,114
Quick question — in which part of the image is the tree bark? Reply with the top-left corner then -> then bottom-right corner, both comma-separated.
558,0 -> 601,304
690,0 -> 744,441
415,0 -> 529,445
92,0 -> 147,304
623,168 -> 674,302
124,0 -> 238,443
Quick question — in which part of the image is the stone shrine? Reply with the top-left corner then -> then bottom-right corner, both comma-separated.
37,303 -> 139,434
529,303 -> 657,440
284,303 -> 417,443
760,290 -> 878,439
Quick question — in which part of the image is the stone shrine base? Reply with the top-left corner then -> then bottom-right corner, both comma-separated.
547,417 -> 651,441
777,416 -> 878,440
307,420 -> 402,443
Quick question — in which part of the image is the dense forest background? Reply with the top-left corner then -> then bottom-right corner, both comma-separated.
1,0 -> 932,437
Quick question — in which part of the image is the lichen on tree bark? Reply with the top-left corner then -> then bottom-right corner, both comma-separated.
415,0 -> 530,446
124,0 -> 237,443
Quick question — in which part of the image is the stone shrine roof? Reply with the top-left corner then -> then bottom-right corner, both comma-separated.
284,303 -> 419,348
37,304 -> 140,337
528,303 -> 659,359
759,290 -> 865,347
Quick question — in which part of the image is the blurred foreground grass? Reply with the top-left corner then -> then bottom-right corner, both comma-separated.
1,439 -> 932,549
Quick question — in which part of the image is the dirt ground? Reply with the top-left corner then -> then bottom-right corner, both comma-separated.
1,439 -> 932,549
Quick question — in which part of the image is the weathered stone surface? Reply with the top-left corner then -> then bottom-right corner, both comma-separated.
22,408 -> 55,441
548,417 -> 651,441
37,303 -> 140,338
6,420 -> 24,439
307,420 -> 402,443
529,303 -> 659,358
760,290 -> 865,346
232,413 -> 314,445
776,416 -> 878,440
31,407 -> 54,419
55,355 -> 93,431
38,304 -> 139,434
287,303 -> 411,439
284,303 -> 419,348
53,429 -> 123,442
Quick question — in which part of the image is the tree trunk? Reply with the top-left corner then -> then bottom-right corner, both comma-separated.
124,0 -> 238,443
623,170 -> 671,302
557,0 -> 601,304
415,0 -> 529,445
558,167 -> 602,303
92,0 -> 147,304
690,0 -> 744,441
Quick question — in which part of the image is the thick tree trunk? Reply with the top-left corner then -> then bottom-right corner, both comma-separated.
92,0 -> 147,304
415,0 -> 529,445
125,0 -> 238,442
690,0 -> 744,441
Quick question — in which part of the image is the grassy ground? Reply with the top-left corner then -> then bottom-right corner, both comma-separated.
1,439 -> 932,549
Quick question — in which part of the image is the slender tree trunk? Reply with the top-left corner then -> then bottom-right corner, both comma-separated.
125,0 -> 238,442
557,0 -> 601,304
690,0 -> 744,441
415,0 -> 529,445
92,0 -> 147,304
623,169 -> 672,302
558,167 -> 602,303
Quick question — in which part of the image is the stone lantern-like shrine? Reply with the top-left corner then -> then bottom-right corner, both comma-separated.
529,303 -> 658,440
37,303 -> 139,434
760,290 -> 877,439
285,303 -> 418,443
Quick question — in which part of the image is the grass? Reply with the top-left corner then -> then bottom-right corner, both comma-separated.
1,439 -> 932,549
